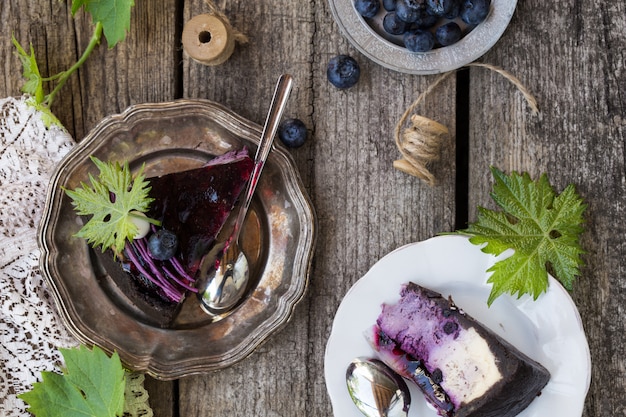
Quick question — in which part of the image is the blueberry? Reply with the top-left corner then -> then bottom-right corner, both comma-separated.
426,0 -> 456,16
443,321 -> 459,334
354,0 -> 380,18
395,0 -> 426,23
404,29 -> 435,52
436,21 -> 462,46
444,0 -> 462,18
148,229 -> 178,260
382,0 -> 397,11
383,12 -> 409,35
327,55 -> 361,89
431,368 -> 443,384
460,0 -> 491,25
413,9 -> 439,28
278,118 -> 308,148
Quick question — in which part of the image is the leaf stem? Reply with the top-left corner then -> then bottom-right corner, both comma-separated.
128,211 -> 161,226
45,22 -> 103,108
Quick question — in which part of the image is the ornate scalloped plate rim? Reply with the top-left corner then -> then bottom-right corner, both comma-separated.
328,0 -> 518,74
38,99 -> 316,379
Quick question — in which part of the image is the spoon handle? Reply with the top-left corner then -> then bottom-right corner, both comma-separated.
256,74 -> 294,165
234,74 -> 293,233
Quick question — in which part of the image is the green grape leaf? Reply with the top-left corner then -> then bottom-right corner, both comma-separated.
18,345 -> 126,417
64,156 -> 155,254
25,96 -> 64,128
72,0 -> 134,48
12,35 -> 44,103
458,167 -> 586,306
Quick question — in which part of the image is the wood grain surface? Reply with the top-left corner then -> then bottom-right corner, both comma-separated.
1,0 -> 624,416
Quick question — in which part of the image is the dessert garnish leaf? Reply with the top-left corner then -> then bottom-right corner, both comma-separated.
18,345 -> 126,417
64,156 -> 156,255
458,167 -> 586,305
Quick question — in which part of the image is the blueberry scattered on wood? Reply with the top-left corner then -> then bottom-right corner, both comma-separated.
327,55 -> 361,89
278,118 -> 308,148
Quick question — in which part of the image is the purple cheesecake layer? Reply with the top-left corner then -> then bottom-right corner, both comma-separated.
96,149 -> 253,327
147,149 -> 254,275
373,282 -> 551,417
366,324 -> 455,416
378,284 -> 462,365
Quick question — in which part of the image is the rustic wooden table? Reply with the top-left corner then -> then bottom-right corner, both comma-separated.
1,0 -> 625,416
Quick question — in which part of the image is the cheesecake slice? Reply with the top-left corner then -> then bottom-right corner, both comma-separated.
95,149 -> 254,327
367,282 -> 550,417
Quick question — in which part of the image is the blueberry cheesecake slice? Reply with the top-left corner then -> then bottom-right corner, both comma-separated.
366,282 -> 550,417
68,149 -> 254,327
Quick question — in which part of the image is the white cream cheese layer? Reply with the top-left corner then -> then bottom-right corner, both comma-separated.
428,327 -> 502,405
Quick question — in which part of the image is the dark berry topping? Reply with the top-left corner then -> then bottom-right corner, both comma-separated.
148,229 -> 179,261
431,367 -> 443,384
443,321 -> 459,334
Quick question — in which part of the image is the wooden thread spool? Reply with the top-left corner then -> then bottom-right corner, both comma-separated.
182,13 -> 235,66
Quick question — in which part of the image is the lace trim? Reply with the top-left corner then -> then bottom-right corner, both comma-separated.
0,96 -> 152,416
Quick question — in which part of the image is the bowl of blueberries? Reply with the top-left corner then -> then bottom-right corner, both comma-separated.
328,0 -> 517,74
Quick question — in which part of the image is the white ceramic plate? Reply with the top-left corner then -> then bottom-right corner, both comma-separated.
325,235 -> 590,417
328,0 -> 518,74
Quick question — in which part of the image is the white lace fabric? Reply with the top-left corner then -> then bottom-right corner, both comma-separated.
0,96 -> 152,417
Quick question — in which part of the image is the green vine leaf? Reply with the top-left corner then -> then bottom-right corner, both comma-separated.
73,0 -> 135,48
64,156 -> 156,255
12,35 -> 44,102
13,0 -> 135,116
457,167 -> 586,306
18,345 -> 126,417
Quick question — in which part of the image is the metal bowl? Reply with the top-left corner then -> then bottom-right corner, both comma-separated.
38,99 -> 316,379
328,0 -> 518,74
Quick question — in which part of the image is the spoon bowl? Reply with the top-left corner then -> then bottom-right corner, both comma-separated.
346,357 -> 411,417
200,247 -> 249,315
198,74 -> 293,317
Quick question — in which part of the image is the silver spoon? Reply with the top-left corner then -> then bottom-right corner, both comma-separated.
198,74 -> 293,316
346,357 -> 411,417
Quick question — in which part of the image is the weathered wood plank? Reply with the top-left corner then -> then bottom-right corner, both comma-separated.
180,1 -> 458,416
307,4 -> 459,417
468,1 -> 626,416
179,1 -> 314,415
